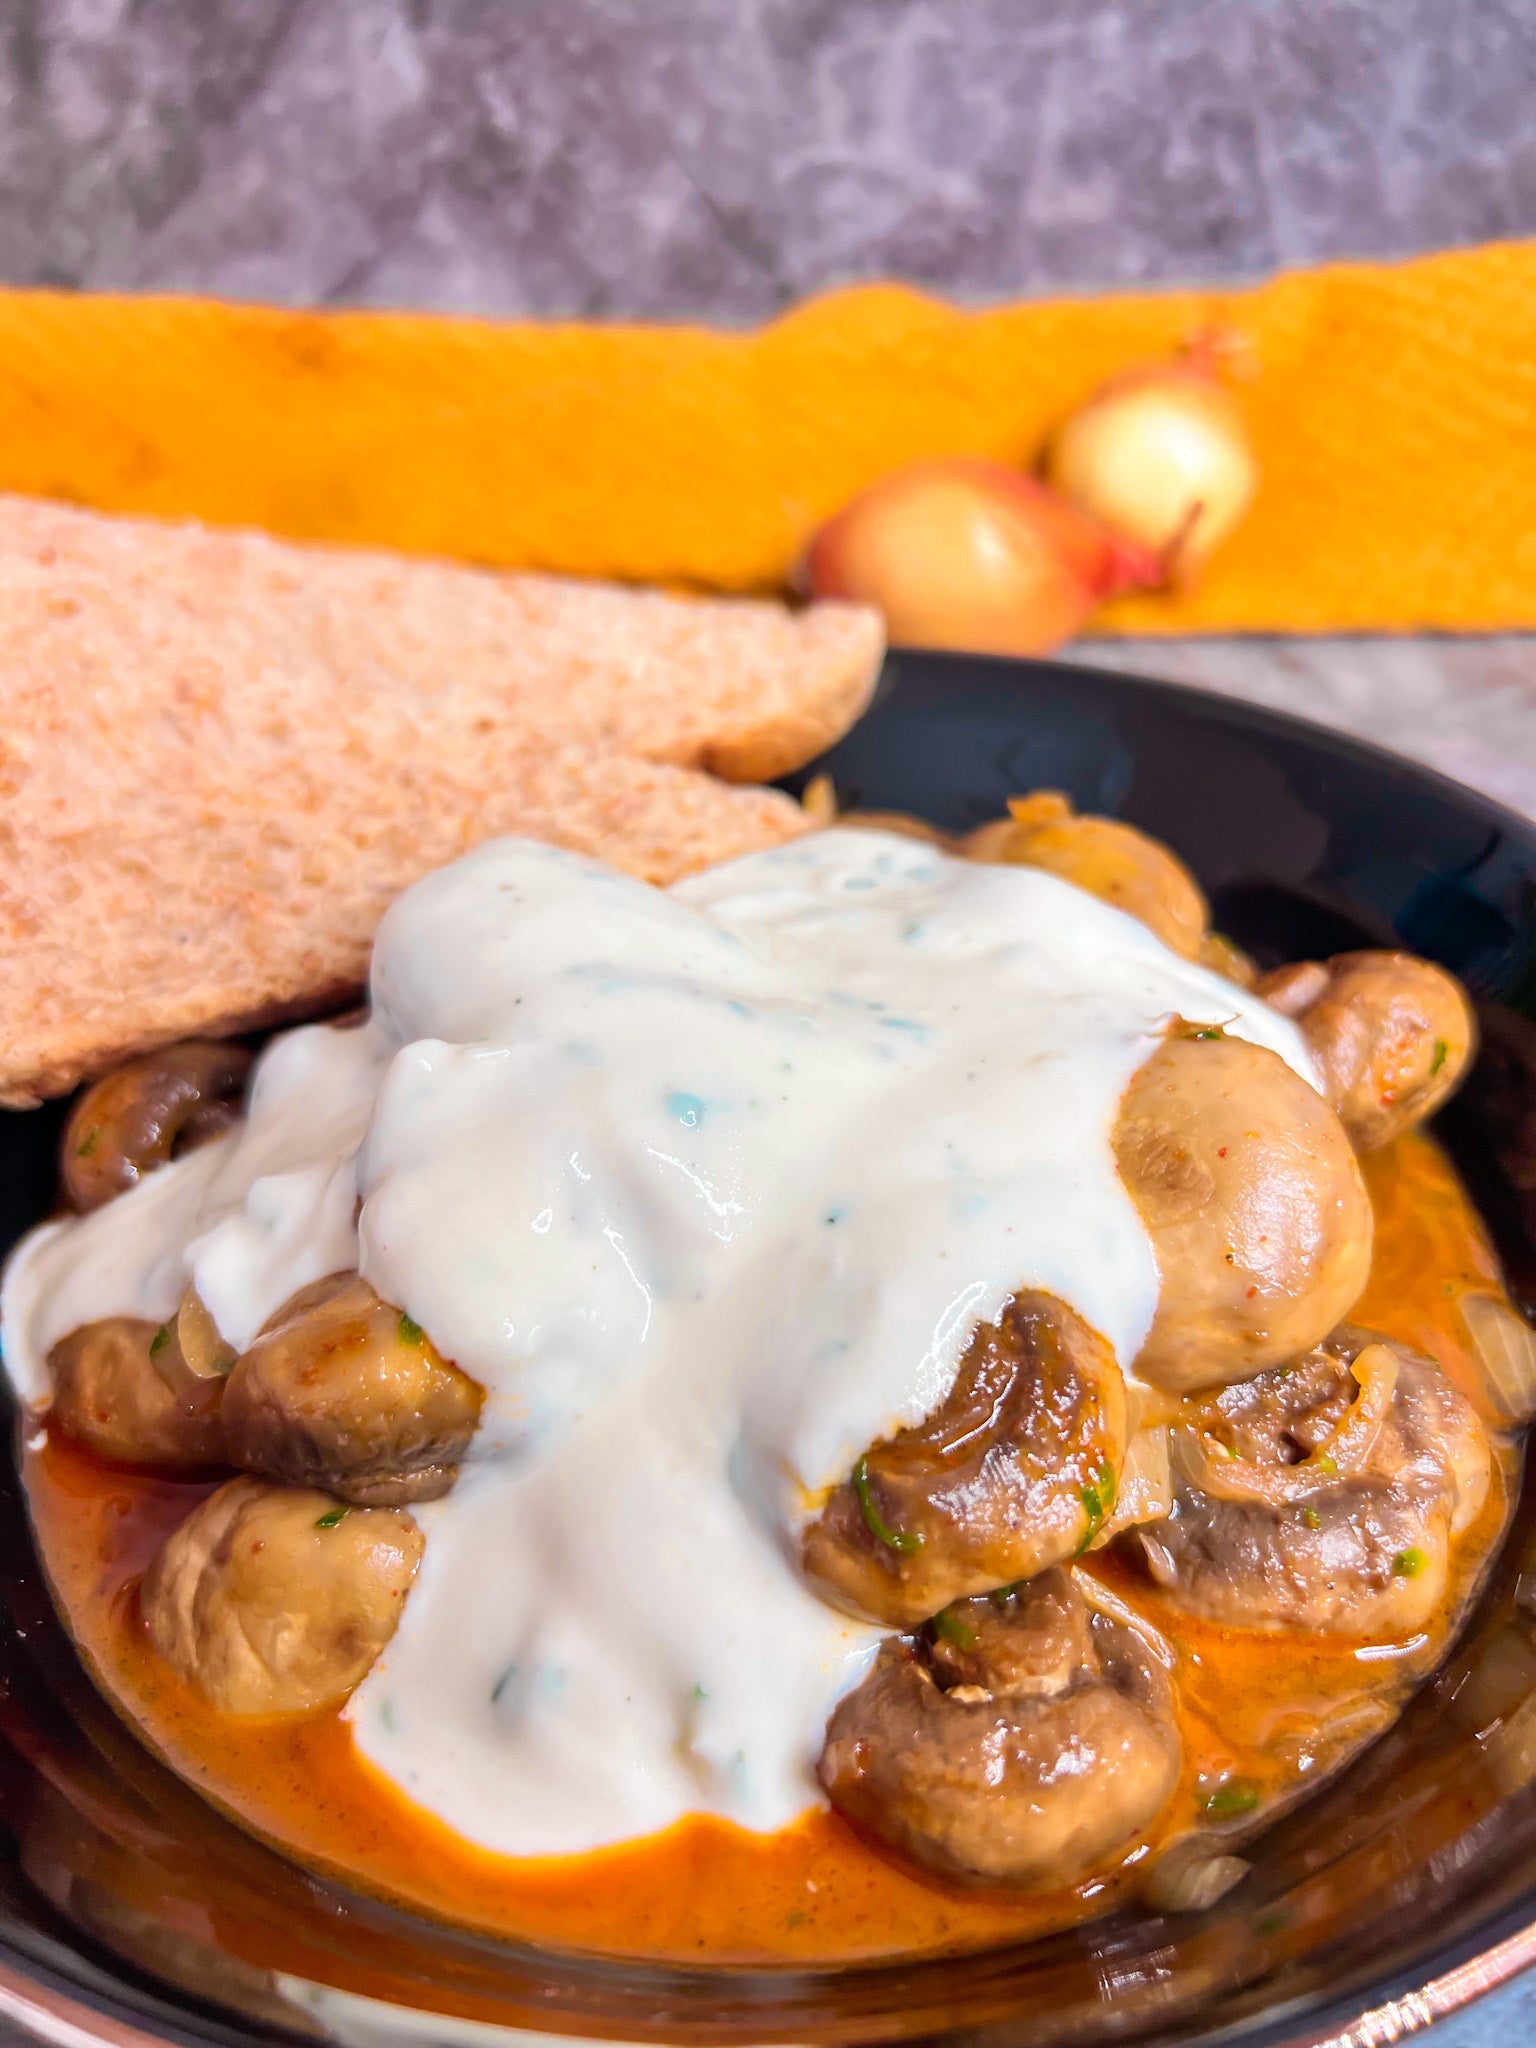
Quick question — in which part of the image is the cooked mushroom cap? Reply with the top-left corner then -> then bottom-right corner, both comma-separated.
1115,1030 -> 1373,1393
1258,951 -> 1476,1153
48,1317 -> 227,1469
1140,1330 -> 1491,1637
62,1042 -> 253,1212
963,792 -> 1208,960
141,1475 -> 423,1714
221,1274 -> 484,1507
802,1290 -> 1126,1627
819,1569 -> 1180,1886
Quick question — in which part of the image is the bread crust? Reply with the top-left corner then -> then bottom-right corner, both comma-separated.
0,497 -> 883,1104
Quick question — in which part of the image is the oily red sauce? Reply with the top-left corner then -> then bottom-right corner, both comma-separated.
19,1130 -> 1515,1964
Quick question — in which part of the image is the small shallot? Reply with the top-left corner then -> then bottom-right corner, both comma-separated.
802,458 -> 1158,657
1046,349 -> 1257,581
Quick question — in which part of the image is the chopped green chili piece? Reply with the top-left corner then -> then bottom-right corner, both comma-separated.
1180,1024 -> 1224,1041
853,1454 -> 922,1554
1430,1038 -> 1448,1077
397,1312 -> 425,1346
1302,1506 -> 1322,1530
76,1127 -> 100,1158
1073,1459 -> 1118,1556
1312,1452 -> 1338,1476
314,1506 -> 351,1530
148,1323 -> 171,1358
932,1606 -> 978,1651
1205,1777 -> 1261,1819
1393,1546 -> 1427,1578
990,1581 -> 1022,1607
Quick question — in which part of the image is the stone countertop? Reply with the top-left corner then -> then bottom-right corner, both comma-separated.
2,0 -> 1533,318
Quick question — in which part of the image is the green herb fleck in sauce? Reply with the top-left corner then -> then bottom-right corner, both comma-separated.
932,1606 -> 978,1651
1205,1777 -> 1261,1819
148,1324 -> 171,1358
397,1312 -> 425,1346
853,1454 -> 922,1554
1393,1546 -> 1427,1578
1074,1460 -> 1118,1556
1430,1038 -> 1449,1077
314,1505 -> 351,1530
76,1127 -> 100,1158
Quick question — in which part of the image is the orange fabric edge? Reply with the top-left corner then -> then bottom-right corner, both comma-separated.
0,238 -> 1531,632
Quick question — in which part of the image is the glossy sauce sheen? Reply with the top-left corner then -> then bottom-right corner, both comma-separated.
0,834 -> 1513,1962
15,1133 -> 1509,1961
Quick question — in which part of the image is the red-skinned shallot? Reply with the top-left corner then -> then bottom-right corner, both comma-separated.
802,458 -> 1158,657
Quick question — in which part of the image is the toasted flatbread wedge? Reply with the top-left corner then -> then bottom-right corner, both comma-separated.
0,497 -> 883,1105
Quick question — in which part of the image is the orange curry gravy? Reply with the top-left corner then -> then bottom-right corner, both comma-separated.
18,1130 -> 1518,1965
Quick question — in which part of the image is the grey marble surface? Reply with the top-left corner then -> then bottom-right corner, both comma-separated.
0,0 -> 1532,320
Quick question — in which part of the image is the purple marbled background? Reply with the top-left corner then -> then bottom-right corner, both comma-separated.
1,0 -> 1533,318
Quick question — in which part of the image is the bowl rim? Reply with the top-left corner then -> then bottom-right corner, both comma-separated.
849,643 -> 1536,851
4,646 -> 1536,2048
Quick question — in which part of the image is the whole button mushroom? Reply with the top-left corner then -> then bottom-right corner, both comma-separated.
819,1569 -> 1180,1886
1114,1026 -> 1374,1393
142,1475 -> 424,1715
1257,951 -> 1476,1153
1140,1328 -> 1490,1637
221,1274 -> 483,1507
802,1291 -> 1126,1627
63,1041 -> 254,1211
48,1315 -> 227,1469
964,792 -> 1209,961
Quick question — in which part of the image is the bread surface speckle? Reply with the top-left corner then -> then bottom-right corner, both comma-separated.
0,497 -> 884,1104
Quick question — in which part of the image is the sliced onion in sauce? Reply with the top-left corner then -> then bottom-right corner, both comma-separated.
800,773 -> 839,826
1173,1343 -> 1398,1506
1459,1292 -> 1536,1426
175,1285 -> 237,1380
1074,1568 -> 1179,1670
1142,1845 -> 1250,1913
1090,1424 -> 1172,1547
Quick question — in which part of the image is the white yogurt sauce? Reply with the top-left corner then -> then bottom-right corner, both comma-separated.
1,829 -> 1314,1858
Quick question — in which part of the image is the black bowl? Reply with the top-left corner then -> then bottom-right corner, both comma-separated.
3,649 -> 1536,2048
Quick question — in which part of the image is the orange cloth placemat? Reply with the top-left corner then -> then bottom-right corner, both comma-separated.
1,239 -> 1532,633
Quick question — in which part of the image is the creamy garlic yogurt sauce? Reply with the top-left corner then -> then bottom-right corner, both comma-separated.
1,829 -> 1314,1857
